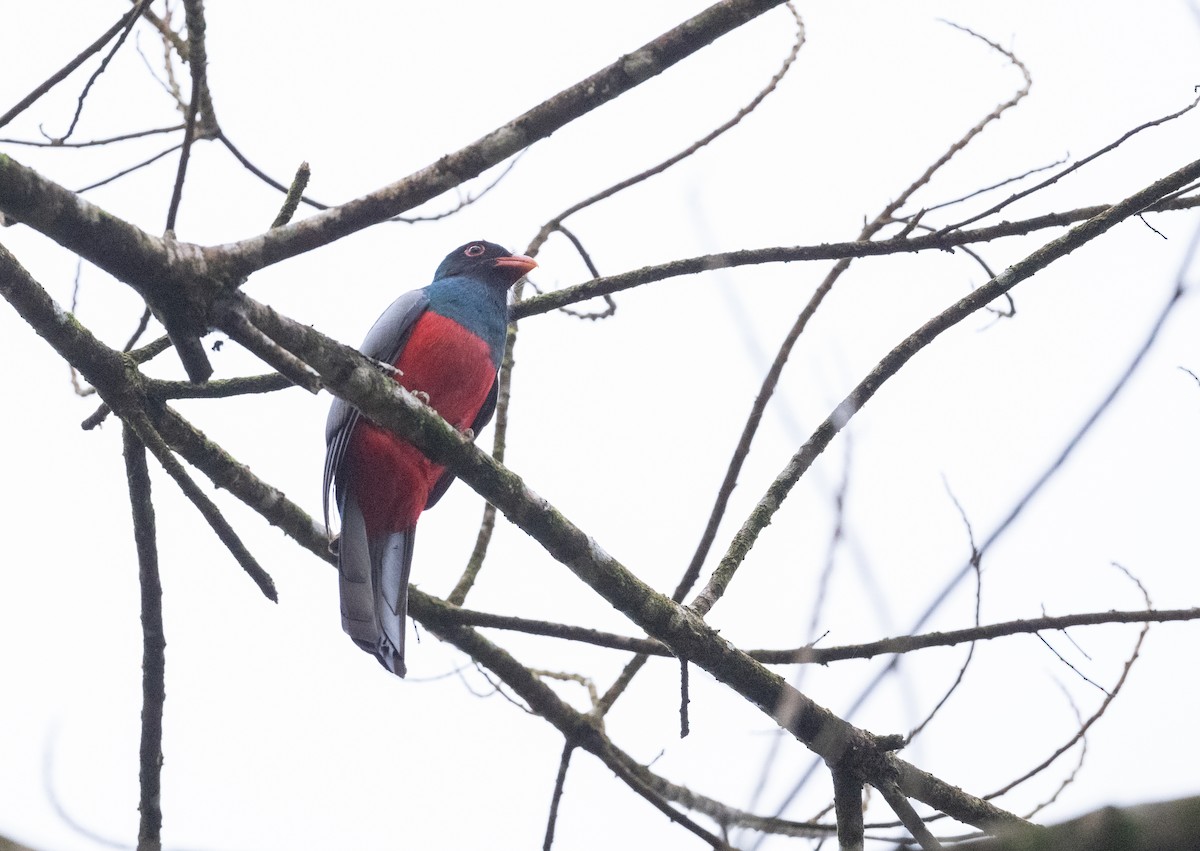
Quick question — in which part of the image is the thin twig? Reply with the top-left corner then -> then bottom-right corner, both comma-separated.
0,1 -> 150,130
216,132 -> 329,209
511,195 -> 1200,319
75,143 -> 183,193
123,308 -> 155,352
45,0 -> 153,143
938,93 -> 1200,235
984,563 -> 1153,800
904,483 -> 983,744
526,3 -> 806,257
914,155 -> 1070,215
421,603 -> 1200,662
542,743 -> 575,851
126,411 -> 278,601
393,153 -> 526,223
0,123 -> 183,147
163,0 -> 206,233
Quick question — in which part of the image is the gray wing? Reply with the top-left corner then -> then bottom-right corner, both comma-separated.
424,374 -> 500,510
323,287 -> 430,536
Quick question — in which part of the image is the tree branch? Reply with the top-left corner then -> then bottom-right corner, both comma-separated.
121,424 -> 165,851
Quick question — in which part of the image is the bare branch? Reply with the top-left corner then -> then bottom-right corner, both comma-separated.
542,744 -> 575,851
164,0 -> 209,233
510,195 -> 1200,320
121,424 -> 165,851
0,123 -> 183,148
146,372 -> 295,399
876,783 -> 942,851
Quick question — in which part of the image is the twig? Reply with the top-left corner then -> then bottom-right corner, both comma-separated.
938,93 -> 1200,235
393,153 -> 526,223
0,123 -> 183,147
914,154 -> 1070,215
146,373 -> 295,399
123,308 -> 155,353
526,3 -> 805,257
904,483 -> 983,744
1022,684 -> 1087,820
67,260 -> 96,398
0,0 -> 150,130
270,162 -> 311,228
984,563 -> 1153,801
163,0 -> 206,233
448,324 -> 515,605
753,608 -> 1200,665
217,132 -> 330,209
121,424 -> 165,851
410,603 -> 1200,662
552,225 -> 617,320
45,0 -> 153,143
680,659 -> 691,738
125,411 -> 278,601
542,743 -> 575,851
511,195 -> 1200,319
214,301 -> 321,393
75,143 -> 183,193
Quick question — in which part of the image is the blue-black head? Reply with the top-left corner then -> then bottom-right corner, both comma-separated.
433,240 -> 537,289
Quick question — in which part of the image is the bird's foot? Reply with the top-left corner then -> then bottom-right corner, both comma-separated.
460,427 -> 475,440
412,390 -> 430,405
372,358 -> 403,378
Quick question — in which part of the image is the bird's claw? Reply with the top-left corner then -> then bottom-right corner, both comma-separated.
372,358 -> 403,378
412,390 -> 430,405
460,427 -> 475,440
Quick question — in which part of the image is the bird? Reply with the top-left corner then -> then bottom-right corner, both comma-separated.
323,240 -> 536,677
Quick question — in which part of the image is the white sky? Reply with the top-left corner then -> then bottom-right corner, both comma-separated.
2,2 -> 1199,849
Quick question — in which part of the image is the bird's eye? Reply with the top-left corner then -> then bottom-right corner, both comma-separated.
465,243 -> 486,258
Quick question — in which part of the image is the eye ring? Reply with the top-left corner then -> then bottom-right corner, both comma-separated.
464,243 -> 486,258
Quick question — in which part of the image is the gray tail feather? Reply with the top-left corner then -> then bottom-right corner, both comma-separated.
337,492 -> 415,677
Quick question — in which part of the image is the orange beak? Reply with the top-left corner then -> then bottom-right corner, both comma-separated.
493,254 -> 537,276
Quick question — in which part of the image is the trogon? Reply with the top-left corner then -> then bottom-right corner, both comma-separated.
323,240 -> 536,676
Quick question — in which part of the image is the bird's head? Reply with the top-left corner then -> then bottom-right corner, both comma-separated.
433,240 -> 537,289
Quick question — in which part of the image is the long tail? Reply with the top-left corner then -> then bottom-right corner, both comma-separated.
337,492 -> 415,677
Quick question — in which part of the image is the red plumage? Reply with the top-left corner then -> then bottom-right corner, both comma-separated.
347,311 -> 497,538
